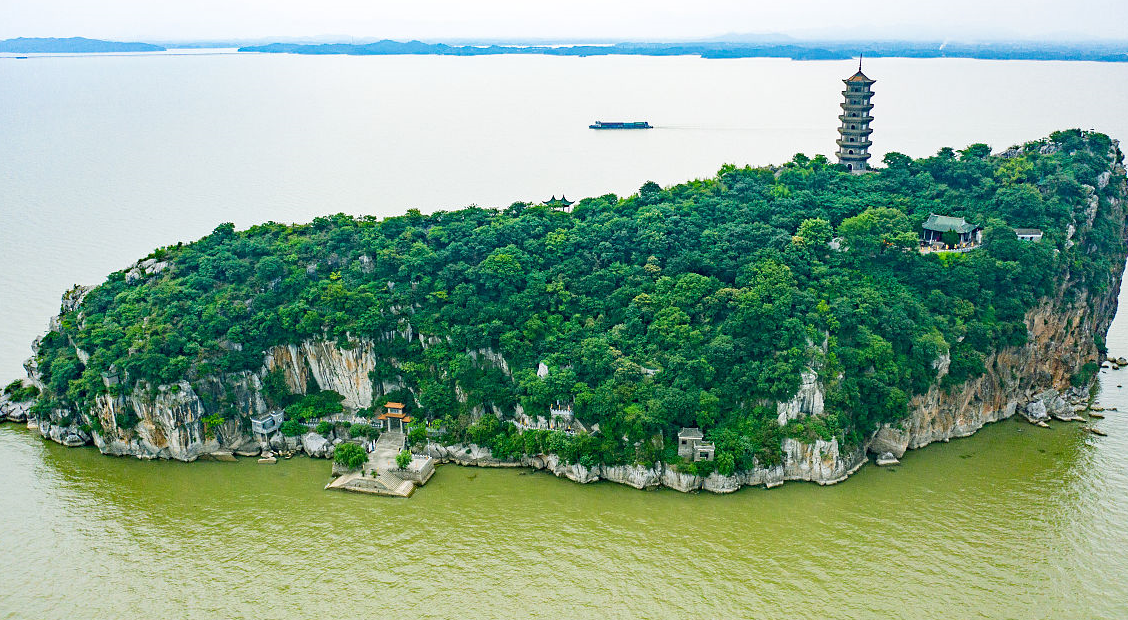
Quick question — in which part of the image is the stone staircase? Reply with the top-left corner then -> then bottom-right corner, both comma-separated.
377,470 -> 415,496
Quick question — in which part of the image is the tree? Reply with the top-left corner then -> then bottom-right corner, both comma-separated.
334,443 -> 367,470
837,207 -> 918,255
279,419 -> 305,437
395,449 -> 413,470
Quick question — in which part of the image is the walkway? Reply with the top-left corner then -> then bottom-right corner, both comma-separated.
325,431 -> 415,497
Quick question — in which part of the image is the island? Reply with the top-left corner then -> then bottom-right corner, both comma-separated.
0,37 -> 166,53
2,129 -> 1125,494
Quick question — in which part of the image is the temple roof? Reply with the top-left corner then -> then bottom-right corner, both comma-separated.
845,70 -> 874,83
678,427 -> 704,439
923,214 -> 978,234
385,402 -> 405,409
377,412 -> 409,420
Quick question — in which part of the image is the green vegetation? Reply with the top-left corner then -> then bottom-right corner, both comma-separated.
28,131 -> 1125,472
315,420 -> 335,436
347,422 -> 379,440
395,449 -> 412,470
284,390 -> 344,421
334,442 -> 367,470
3,380 -> 39,403
279,420 -> 306,437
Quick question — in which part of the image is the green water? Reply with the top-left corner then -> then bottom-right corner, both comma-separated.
3,410 -> 1127,619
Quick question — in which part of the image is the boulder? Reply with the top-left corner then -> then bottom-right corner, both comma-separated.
1035,389 -> 1081,421
1025,400 -> 1049,422
300,432 -> 333,458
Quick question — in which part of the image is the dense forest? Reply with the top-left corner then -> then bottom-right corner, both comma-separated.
29,130 -> 1125,474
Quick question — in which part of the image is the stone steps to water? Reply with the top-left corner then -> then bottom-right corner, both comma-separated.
376,470 -> 415,497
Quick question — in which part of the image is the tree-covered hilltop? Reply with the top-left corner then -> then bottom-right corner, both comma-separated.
30,130 -> 1125,473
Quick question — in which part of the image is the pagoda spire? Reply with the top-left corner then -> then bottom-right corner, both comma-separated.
835,59 -> 875,173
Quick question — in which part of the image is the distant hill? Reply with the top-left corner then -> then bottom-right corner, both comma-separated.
239,39 -> 845,60
238,38 -> 1128,62
0,37 -> 165,53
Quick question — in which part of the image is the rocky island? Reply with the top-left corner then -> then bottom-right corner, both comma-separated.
3,129 -> 1126,494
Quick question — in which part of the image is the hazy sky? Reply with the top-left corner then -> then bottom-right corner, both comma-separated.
4,0 -> 1127,42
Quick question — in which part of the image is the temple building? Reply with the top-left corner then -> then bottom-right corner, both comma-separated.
922,214 -> 981,247
836,57 -> 875,173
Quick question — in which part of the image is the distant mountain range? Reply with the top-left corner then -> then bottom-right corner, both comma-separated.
0,37 -> 165,53
236,39 -> 1128,62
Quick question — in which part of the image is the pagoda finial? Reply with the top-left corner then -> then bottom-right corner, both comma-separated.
858,52 -> 863,72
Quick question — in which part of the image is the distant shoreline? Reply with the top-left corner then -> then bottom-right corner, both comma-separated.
236,39 -> 1128,63
3,36 -> 1127,62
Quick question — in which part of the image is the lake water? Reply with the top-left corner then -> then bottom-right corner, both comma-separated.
1,52 -> 1128,619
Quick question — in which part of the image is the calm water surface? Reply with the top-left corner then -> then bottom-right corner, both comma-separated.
1,53 -> 1128,619
2,53 -> 1128,377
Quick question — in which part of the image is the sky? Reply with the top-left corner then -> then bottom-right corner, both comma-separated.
3,0 -> 1127,43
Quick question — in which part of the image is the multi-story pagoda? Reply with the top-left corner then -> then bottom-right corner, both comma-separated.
836,57 -> 875,173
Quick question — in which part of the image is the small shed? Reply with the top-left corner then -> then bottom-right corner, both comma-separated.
922,214 -> 980,246
1014,228 -> 1043,242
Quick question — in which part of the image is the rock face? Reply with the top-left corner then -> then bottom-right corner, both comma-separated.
0,395 -> 32,422
265,340 -> 388,410
776,369 -> 824,425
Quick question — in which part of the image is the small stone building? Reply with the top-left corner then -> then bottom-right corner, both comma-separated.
250,411 -> 283,435
376,402 -> 412,434
1014,228 -> 1043,242
677,427 -> 715,462
922,214 -> 981,246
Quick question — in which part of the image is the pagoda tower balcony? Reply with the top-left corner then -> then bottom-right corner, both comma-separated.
839,114 -> 874,123
841,103 -> 875,112
836,138 -> 873,149
841,90 -> 873,98
838,127 -> 874,137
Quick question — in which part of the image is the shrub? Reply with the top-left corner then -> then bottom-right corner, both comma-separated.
315,420 -> 334,436
284,390 -> 344,421
348,423 -> 379,440
334,442 -> 367,470
201,412 -> 225,438
3,380 -> 39,402
395,449 -> 412,469
279,419 -> 305,437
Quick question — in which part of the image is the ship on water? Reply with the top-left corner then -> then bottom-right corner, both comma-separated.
589,121 -> 652,130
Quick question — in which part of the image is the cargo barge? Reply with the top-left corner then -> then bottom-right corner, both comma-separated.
589,121 -> 652,130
